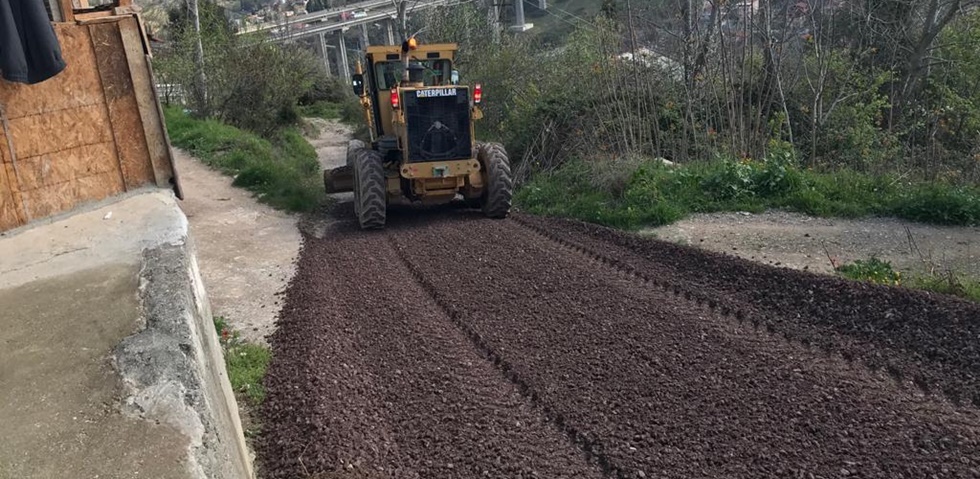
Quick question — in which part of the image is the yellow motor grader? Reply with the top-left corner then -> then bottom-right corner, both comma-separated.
324,38 -> 513,229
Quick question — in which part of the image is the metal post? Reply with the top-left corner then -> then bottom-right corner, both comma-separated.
387,19 -> 396,45
319,33 -> 332,76
538,0 -> 547,8
337,31 -> 350,82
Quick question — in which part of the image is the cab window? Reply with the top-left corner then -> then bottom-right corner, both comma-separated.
375,59 -> 453,89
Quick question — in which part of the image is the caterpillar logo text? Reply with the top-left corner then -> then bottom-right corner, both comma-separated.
416,88 -> 458,98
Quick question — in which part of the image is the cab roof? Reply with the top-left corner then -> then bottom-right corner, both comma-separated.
366,43 -> 459,62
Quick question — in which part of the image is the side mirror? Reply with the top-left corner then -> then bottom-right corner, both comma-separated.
352,74 -> 365,97
451,70 -> 459,85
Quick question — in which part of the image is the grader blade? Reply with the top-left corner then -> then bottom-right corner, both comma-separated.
324,165 -> 354,194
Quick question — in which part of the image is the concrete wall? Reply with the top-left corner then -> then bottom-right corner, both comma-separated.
0,190 -> 252,478
115,220 -> 255,478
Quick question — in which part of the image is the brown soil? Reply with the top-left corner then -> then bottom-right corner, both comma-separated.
259,204 -> 980,478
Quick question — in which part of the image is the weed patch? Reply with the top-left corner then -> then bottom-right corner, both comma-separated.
836,257 -> 903,286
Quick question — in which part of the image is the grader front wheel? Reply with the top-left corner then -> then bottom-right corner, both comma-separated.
477,143 -> 513,219
353,149 -> 386,230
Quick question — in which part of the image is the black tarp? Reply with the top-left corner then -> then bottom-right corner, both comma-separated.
0,0 -> 67,84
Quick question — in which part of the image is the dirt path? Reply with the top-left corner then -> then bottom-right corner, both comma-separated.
260,203 -> 980,478
644,211 -> 980,279
306,117 -> 351,171
175,149 -> 300,345
173,118 -> 351,345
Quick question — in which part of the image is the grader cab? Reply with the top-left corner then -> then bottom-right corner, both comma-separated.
324,39 -> 513,229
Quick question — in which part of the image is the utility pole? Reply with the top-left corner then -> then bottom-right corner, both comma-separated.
397,0 -> 408,40
186,0 -> 208,115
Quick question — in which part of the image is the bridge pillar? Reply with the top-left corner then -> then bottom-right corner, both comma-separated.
337,31 -> 350,82
511,0 -> 533,32
360,23 -> 370,50
319,33 -> 332,77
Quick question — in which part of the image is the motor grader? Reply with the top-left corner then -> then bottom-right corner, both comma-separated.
324,38 -> 513,229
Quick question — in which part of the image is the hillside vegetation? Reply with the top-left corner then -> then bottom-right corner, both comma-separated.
409,0 -> 980,229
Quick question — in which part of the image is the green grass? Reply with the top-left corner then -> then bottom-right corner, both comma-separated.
213,317 -> 271,407
297,101 -> 343,120
516,157 -> 980,230
165,106 -> 324,212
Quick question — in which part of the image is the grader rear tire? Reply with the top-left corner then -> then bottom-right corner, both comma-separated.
477,142 -> 513,219
352,149 -> 386,230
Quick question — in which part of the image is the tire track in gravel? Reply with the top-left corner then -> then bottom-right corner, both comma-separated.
515,214 -> 980,406
384,213 -> 980,479
259,217 -> 605,478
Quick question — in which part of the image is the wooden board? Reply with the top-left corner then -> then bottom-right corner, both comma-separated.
5,104 -> 112,160
18,170 -> 123,220
59,0 -> 74,22
118,17 -> 173,188
90,22 -> 154,189
0,25 -> 103,118
5,142 -> 119,192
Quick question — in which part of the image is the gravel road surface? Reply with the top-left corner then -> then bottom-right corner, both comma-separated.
259,204 -> 980,478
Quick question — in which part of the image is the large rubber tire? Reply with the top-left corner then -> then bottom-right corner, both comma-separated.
477,142 -> 513,219
346,139 -> 366,166
352,149 -> 386,229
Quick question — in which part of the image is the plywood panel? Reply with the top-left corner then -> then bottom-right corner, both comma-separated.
90,22 -> 154,189
0,150 -> 25,230
0,25 -> 104,118
6,142 -> 119,192
6,105 -> 112,160
19,170 -> 123,220
119,18 -> 174,188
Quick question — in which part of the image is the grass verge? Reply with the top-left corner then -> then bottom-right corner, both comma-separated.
213,316 -> 270,438
214,317 -> 270,408
516,157 -> 980,230
165,106 -> 324,212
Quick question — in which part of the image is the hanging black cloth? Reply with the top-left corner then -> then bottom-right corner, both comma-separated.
0,0 -> 67,84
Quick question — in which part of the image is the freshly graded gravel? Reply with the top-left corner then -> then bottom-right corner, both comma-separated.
260,207 -> 980,478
